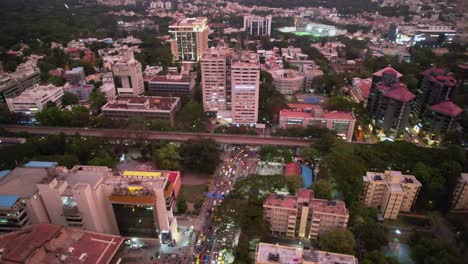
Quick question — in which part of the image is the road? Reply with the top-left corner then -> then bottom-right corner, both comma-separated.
0,125 -> 314,147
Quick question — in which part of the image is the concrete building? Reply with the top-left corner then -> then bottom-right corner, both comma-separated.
279,106 -> 356,142
244,15 -> 272,36
63,81 -> 94,101
148,73 -> 195,97
112,48 -> 144,96
100,83 -> 117,100
264,190 -> 349,240
169,17 -> 209,61
452,173 -> 468,210
270,69 -> 305,95
6,84 -> 64,115
0,223 -> 124,264
117,19 -> 158,32
367,67 -> 415,137
350,77 -> 372,104
101,95 -> 181,126
201,46 -> 234,112
64,67 -> 86,85
362,171 -> 422,219
0,63 -> 40,103
231,51 -> 260,125
255,242 -> 358,264
421,101 -> 463,141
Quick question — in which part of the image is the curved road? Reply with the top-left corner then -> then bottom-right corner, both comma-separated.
0,125 -> 314,147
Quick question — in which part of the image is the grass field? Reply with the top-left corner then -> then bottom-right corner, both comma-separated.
180,184 -> 208,203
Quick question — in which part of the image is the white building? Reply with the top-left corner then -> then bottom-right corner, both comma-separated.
244,15 -> 272,36
112,48 -> 144,96
0,63 -> 40,103
6,84 -> 64,115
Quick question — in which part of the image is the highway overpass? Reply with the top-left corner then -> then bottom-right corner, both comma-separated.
0,125 -> 314,147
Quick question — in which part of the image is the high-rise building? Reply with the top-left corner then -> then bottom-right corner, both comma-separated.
169,17 -> 209,61
421,101 -> 463,141
264,190 -> 349,240
362,171 -> 422,219
452,173 -> 468,210
201,46 -> 234,112
244,15 -> 272,36
231,51 -> 260,125
112,48 -> 144,96
367,67 -> 415,137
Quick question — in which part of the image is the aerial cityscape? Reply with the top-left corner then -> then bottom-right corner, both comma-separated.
0,0 -> 467,263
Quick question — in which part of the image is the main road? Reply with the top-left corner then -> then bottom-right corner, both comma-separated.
0,125 -> 314,147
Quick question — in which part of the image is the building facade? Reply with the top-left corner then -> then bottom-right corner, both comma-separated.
264,190 -> 349,240
63,82 -> 94,101
421,101 -> 463,141
452,173 -> 468,210
169,17 -> 209,61
0,64 -> 40,103
244,15 -> 272,36
148,73 -> 195,97
270,69 -> 305,95
362,171 -> 422,219
112,48 -> 144,96
231,52 -> 260,125
6,84 -> 64,115
64,67 -> 85,85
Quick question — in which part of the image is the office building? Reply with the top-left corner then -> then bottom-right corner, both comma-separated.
255,242 -> 358,264
279,106 -> 355,142
452,173 -> 468,210
0,63 -> 40,103
63,81 -> 94,101
414,68 -> 458,119
148,73 -> 195,97
362,171 -> 422,219
244,15 -> 272,36
264,190 -> 349,239
112,48 -> 144,96
101,95 -> 181,126
367,67 -> 415,137
64,67 -> 86,85
0,223 -> 124,264
231,51 -> 260,125
413,25 -> 456,46
270,69 -> 305,95
169,17 -> 209,61
201,46 -> 234,112
6,84 -> 64,116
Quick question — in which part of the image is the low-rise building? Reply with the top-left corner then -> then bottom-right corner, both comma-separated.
452,173 -> 468,210
64,67 -> 86,85
270,69 -> 305,95
6,84 -> 64,116
63,82 -> 94,101
362,171 -> 422,219
0,64 -> 40,103
101,95 -> 181,125
264,190 -> 349,240
350,77 -> 372,104
148,73 -> 195,97
99,83 -> 117,100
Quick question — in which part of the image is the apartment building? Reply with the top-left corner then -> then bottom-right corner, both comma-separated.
6,84 -> 64,115
452,173 -> 468,210
231,51 -> 260,125
362,171 -> 422,219
148,73 -> 195,97
112,48 -> 144,96
201,46 -> 234,112
169,17 -> 209,61
264,190 -> 349,240
0,63 -> 40,103
243,15 -> 272,36
64,67 -> 85,85
421,101 -> 463,141
101,95 -> 181,126
63,82 -> 94,101
270,69 -> 305,95
255,242 -> 358,264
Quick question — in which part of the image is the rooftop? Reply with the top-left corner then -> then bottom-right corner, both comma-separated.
265,194 -> 297,209
0,223 -> 124,264
103,95 -> 180,112
280,109 -> 354,121
285,162 -> 302,177
65,67 -> 84,74
53,165 -> 112,189
0,195 -> 19,208
315,250 -> 358,264
23,161 -> 58,168
149,74 -> 193,83
373,66 -> 403,78
169,17 -> 208,28
352,77 -> 372,99
7,84 -> 63,101
376,82 -> 415,102
255,243 -> 302,264
422,68 -> 456,86
310,199 -> 349,216
0,167 -> 51,199
429,101 -> 463,117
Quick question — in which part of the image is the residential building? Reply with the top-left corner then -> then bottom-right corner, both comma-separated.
169,17 -> 209,61
0,63 -> 40,103
117,19 -> 158,32
64,67 -> 85,85
264,190 -> 349,240
63,81 -> 94,101
201,46 -> 234,112
101,95 -> 181,125
100,83 -> 117,100
148,73 -> 195,97
452,173 -> 468,210
6,84 -> 64,115
255,242 -> 358,264
112,48 -> 144,96
279,106 -> 356,142
350,77 -> 372,104
231,51 -> 260,125
0,162 -> 57,233
270,69 -> 305,95
362,171 -> 422,219
244,15 -> 272,36
367,67 -> 415,137
421,101 -> 463,141
0,223 -> 124,264
83,49 -> 96,65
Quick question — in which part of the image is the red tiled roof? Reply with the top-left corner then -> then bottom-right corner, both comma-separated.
373,66 -> 403,78
429,101 -> 463,117
285,162 -> 302,177
422,68 -> 456,86
67,47 -> 80,53
353,79 -> 371,99
311,199 -> 348,216
297,189 -> 313,199
322,111 -> 355,120
377,82 -> 415,102
280,109 -> 313,118
280,109 -> 354,120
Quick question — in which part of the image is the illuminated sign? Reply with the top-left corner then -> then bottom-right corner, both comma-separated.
123,171 -> 162,177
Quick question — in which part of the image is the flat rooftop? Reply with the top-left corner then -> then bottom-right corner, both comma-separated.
265,194 -> 297,209
0,167 -> 51,199
170,17 -> 207,27
256,243 -> 303,264
0,223 -> 124,264
149,75 -> 192,83
103,95 -> 180,112
54,165 -> 112,189
314,250 -> 358,264
310,199 -> 348,216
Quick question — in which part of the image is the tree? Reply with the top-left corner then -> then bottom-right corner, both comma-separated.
354,222 -> 388,252
180,139 -> 221,174
0,104 -> 16,124
260,145 -> 279,161
153,143 -> 181,170
62,92 -> 79,106
311,179 -> 333,200
175,101 -> 206,132
282,149 -> 293,163
176,198 -> 188,214
89,89 -> 107,114
361,250 -> 399,264
409,233 -> 462,264
301,146 -> 320,163
319,228 -> 356,254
